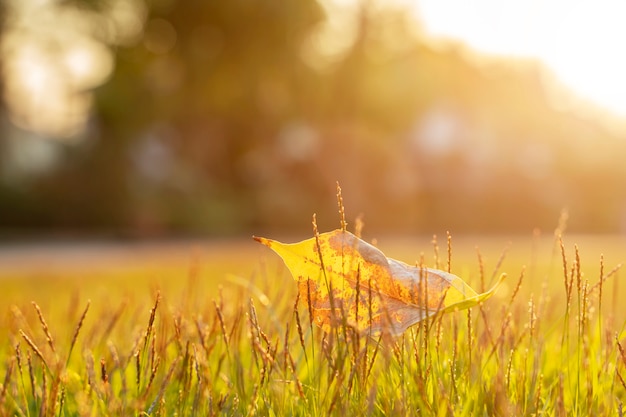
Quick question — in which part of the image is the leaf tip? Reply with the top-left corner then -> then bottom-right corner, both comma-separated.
486,273 -> 507,297
252,236 -> 270,247
497,272 -> 507,286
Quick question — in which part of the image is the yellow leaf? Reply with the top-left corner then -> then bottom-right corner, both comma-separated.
254,229 -> 504,336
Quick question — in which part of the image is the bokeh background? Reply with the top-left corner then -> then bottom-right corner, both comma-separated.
2,0 -> 626,238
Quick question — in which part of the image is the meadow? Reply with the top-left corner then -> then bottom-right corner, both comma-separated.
1,227 -> 625,416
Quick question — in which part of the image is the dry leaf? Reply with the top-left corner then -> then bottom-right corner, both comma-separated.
254,229 -> 504,336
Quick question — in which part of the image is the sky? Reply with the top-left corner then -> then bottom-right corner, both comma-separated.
412,0 -> 626,117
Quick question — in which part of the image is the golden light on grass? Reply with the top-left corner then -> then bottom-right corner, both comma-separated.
1,202 -> 626,414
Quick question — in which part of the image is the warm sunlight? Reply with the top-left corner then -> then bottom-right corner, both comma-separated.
0,0 -> 144,139
413,0 -> 626,117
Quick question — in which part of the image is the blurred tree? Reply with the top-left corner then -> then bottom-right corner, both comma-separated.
87,0 -> 327,235
2,0 -> 626,236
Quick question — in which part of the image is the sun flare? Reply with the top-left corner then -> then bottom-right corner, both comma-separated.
413,0 -> 626,117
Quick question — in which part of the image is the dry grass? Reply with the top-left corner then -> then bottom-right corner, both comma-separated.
0,227 -> 625,416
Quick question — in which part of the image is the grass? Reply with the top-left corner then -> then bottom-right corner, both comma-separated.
1,229 -> 626,416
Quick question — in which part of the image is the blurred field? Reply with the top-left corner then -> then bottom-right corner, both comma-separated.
1,232 -> 625,415
0,238 -> 259,304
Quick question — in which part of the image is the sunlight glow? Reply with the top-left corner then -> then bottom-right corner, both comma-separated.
413,0 -> 626,117
2,36 -> 91,138
300,0 -> 361,71
542,2 -> 626,116
0,0 -> 145,139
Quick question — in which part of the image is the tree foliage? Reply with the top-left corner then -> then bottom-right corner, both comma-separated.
2,0 -> 626,235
